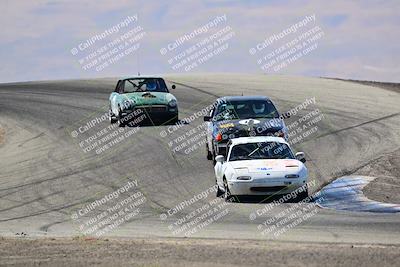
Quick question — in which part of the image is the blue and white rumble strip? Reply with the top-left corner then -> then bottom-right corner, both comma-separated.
315,176 -> 400,213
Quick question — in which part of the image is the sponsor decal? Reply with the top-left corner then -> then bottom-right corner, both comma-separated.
219,123 -> 234,128
142,93 -> 156,98
238,119 -> 261,125
257,167 -> 273,171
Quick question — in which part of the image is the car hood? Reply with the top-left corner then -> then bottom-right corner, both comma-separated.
216,118 -> 283,132
123,92 -> 176,105
229,159 -> 302,173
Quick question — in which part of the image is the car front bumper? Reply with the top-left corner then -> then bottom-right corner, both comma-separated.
228,177 -> 307,196
122,105 -> 178,120
135,105 -> 177,116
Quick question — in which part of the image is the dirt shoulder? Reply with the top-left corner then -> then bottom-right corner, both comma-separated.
357,149 -> 400,204
322,77 -> 400,204
0,237 -> 399,267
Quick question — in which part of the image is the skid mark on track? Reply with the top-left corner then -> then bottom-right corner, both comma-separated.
166,80 -> 220,98
39,220 -> 67,233
315,176 -> 400,213
17,132 -> 45,147
315,112 -> 400,140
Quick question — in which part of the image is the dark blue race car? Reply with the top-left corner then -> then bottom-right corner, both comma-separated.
203,96 -> 289,162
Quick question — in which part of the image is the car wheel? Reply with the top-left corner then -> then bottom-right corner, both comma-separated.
212,153 -> 216,165
109,103 -> 118,124
216,183 -> 224,198
296,186 -> 309,202
118,107 -> 125,127
170,115 -> 179,124
206,144 -> 213,160
223,178 -> 234,202
212,142 -> 218,165
110,111 -> 117,124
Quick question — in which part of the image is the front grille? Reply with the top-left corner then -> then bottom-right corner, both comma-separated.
151,106 -> 167,112
250,186 -> 287,192
136,105 -> 167,113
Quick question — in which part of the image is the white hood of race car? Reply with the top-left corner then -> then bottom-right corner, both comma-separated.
228,159 -> 302,173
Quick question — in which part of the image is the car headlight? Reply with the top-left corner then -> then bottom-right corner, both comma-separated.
237,176 -> 251,180
168,99 -> 177,107
285,174 -> 299,178
223,133 -> 236,139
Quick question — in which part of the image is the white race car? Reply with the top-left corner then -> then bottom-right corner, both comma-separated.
214,136 -> 308,201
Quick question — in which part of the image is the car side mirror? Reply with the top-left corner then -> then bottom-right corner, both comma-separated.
215,155 -> 225,163
203,116 -> 211,122
295,152 -> 306,163
171,84 -> 176,89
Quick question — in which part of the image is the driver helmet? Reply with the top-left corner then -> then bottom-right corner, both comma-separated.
252,102 -> 265,114
234,147 -> 249,158
146,79 -> 157,91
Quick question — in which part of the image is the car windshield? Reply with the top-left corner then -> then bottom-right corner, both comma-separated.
123,78 -> 168,93
229,142 -> 294,161
214,99 -> 279,121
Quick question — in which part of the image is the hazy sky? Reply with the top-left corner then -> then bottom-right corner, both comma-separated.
1,0 -> 399,83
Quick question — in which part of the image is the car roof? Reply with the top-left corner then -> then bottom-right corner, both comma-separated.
216,95 -> 272,102
230,136 -> 288,146
120,77 -> 163,81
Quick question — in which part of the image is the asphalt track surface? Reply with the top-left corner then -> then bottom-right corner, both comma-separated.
0,74 -> 400,245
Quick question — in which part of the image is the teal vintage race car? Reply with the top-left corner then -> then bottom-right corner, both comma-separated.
109,77 -> 178,126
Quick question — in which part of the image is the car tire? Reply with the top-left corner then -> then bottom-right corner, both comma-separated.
170,116 -> 179,124
223,178 -> 235,202
212,142 -> 218,165
206,144 -> 213,160
118,107 -> 125,127
296,186 -> 309,202
110,111 -> 117,124
216,184 -> 224,198
109,103 -> 118,124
